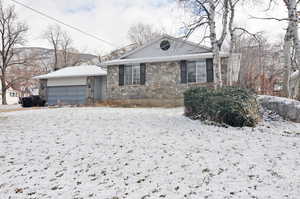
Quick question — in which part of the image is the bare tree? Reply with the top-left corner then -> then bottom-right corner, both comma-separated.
236,33 -> 285,95
276,0 -> 299,98
62,47 -> 84,66
43,25 -> 86,70
43,25 -> 62,71
180,0 -> 229,87
0,1 -> 28,105
128,23 -> 163,46
227,0 -> 241,86
253,0 -> 300,98
60,31 -> 73,67
7,61 -> 41,97
286,0 -> 300,99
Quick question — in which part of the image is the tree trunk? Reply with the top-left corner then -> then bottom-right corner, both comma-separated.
1,73 -> 7,105
212,47 -> 222,88
63,50 -> 68,67
289,0 -> 300,99
228,0 -> 235,86
209,2 -> 223,88
282,0 -> 299,98
283,33 -> 292,98
53,45 -> 58,71
54,50 -> 58,71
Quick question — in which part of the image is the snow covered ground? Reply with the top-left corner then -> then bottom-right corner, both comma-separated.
0,107 -> 300,199
0,104 -> 21,110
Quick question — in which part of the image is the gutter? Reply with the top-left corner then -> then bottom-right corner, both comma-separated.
100,52 -> 229,66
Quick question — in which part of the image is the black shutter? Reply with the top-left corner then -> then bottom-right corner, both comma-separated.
119,65 -> 125,86
206,58 -> 214,83
140,63 -> 146,85
180,60 -> 187,83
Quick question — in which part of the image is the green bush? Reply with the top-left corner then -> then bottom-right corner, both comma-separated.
184,87 -> 260,127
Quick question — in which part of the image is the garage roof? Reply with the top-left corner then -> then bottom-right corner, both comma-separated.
34,65 -> 107,79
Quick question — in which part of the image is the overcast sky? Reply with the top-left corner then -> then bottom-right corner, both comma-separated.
6,0 -> 288,54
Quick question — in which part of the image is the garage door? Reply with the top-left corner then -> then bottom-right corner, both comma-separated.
47,86 -> 86,105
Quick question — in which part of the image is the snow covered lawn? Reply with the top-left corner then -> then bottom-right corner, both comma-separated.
0,104 -> 21,111
0,107 -> 300,199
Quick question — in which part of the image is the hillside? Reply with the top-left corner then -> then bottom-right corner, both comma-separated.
15,47 -> 99,70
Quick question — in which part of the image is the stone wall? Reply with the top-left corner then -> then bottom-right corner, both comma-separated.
86,76 -> 95,104
258,95 -> 300,122
39,79 -> 47,100
107,61 -> 214,106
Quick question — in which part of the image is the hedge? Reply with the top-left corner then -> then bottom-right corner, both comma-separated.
184,87 -> 260,127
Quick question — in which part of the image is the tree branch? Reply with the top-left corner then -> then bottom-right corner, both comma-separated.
250,15 -> 292,22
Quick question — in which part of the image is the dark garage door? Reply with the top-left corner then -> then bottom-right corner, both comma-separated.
47,86 -> 86,105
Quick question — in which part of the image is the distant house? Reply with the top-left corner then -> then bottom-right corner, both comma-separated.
100,34 -> 241,106
34,65 -> 107,105
0,84 -> 20,105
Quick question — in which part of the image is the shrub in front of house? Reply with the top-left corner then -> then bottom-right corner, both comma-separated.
184,86 -> 260,127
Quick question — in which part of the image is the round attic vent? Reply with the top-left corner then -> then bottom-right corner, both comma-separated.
160,40 -> 171,51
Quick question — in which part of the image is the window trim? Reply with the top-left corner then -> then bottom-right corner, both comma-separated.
124,64 -> 141,85
186,60 -> 207,83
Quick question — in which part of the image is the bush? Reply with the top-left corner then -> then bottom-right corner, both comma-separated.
184,87 -> 260,127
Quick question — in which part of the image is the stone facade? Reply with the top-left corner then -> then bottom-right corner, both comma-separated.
86,76 -> 95,104
107,61 -> 215,106
39,79 -> 47,100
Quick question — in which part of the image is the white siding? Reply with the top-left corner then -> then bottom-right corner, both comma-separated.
47,77 -> 87,87
230,54 -> 241,82
125,37 -> 210,59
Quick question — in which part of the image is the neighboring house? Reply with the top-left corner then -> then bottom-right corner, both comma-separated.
0,85 -> 20,105
100,34 -> 241,106
34,65 -> 107,105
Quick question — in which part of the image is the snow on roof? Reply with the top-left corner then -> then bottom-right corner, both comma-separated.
100,52 -> 229,66
34,65 -> 107,79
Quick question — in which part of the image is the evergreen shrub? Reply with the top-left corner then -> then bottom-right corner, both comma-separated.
184,87 -> 260,127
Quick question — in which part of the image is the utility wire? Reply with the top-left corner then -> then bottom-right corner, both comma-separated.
9,0 -> 118,47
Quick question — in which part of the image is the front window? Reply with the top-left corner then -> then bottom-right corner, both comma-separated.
10,92 -> 17,97
187,60 -> 207,83
124,65 -> 140,85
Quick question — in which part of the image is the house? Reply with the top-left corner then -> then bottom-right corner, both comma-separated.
34,65 -> 107,105
0,85 -> 20,105
100,34 -> 241,106
0,76 -> 25,104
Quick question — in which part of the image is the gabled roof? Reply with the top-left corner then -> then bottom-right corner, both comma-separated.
34,65 -> 107,79
119,34 -> 211,59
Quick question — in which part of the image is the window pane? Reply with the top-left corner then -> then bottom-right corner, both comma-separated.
187,62 -> 196,83
132,65 -> 140,84
124,66 -> 132,85
196,60 -> 207,83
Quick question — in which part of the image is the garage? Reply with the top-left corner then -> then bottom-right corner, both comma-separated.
34,65 -> 107,105
47,86 -> 87,105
